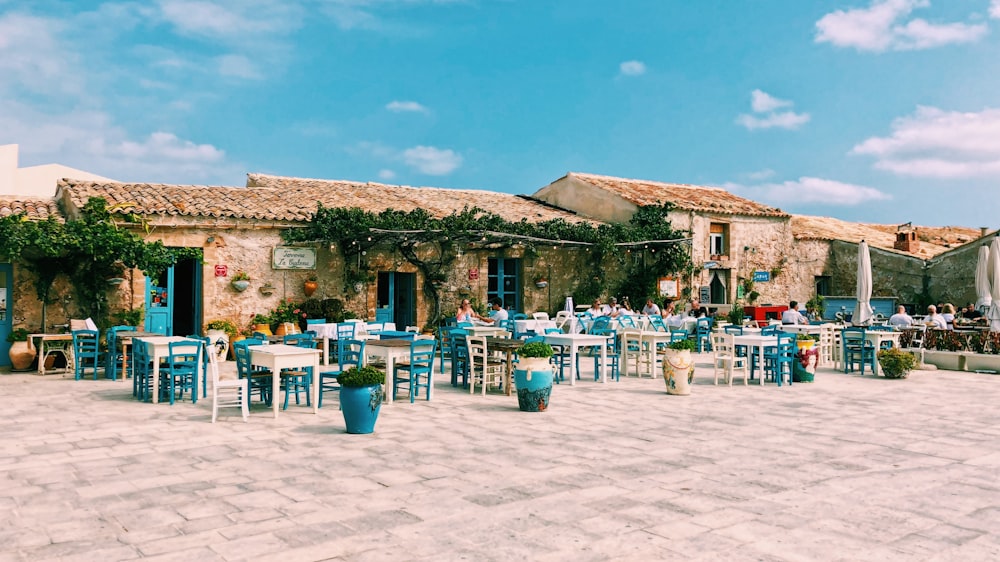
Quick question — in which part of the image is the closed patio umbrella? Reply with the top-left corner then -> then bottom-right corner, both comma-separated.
987,237 -> 1000,332
852,240 -> 874,326
976,244 -> 993,312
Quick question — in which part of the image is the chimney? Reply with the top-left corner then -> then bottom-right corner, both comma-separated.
981,227 -> 989,237
894,228 -> 920,253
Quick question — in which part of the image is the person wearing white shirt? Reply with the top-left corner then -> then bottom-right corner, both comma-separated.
641,298 -> 661,316
888,306 -> 913,327
607,297 -> 623,318
781,301 -> 808,325
925,305 -> 947,330
662,301 -> 686,328
481,298 -> 509,325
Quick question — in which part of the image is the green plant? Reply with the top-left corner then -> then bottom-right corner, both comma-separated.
306,273 -> 318,282
748,290 -> 760,304
270,298 -> 304,324
206,319 -> 238,337
726,304 -> 745,325
113,307 -> 144,327
518,341 -> 554,358
232,270 -> 251,281
877,348 -> 917,379
805,294 -> 825,318
252,313 -> 271,325
795,333 -> 818,341
6,327 -> 30,343
337,365 -> 386,387
668,339 -> 696,351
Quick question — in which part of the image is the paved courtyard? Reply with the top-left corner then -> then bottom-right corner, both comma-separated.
2,357 -> 1000,561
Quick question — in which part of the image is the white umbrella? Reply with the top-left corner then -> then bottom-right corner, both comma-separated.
977,244 -> 993,312
852,240 -> 874,326
987,237 -> 1000,332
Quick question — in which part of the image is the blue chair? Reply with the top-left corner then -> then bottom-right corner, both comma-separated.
591,327 -> 620,382
105,325 -> 136,381
280,333 -> 316,410
233,338 -> 272,404
647,315 -> 667,332
318,338 -> 366,408
132,339 -> 157,402
511,312 -> 528,321
437,317 -> 458,372
393,339 -> 437,403
724,325 -> 746,357
72,329 -> 101,380
617,315 -> 637,329
590,316 -> 611,333
449,329 -> 470,388
843,327 -> 876,374
694,317 -> 714,352
761,332 -> 795,386
760,325 -> 779,336
306,318 -> 326,327
164,340 -> 202,405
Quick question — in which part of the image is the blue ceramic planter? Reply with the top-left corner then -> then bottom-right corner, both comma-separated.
513,363 -> 553,412
340,384 -> 383,434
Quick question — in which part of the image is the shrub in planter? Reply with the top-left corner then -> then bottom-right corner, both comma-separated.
877,348 -> 917,379
514,341 -> 555,412
337,366 -> 385,434
664,338 -> 696,395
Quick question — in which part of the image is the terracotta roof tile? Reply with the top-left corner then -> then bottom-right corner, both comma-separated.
0,196 -> 63,221
791,215 -> 983,258
566,172 -> 788,218
56,175 -> 593,225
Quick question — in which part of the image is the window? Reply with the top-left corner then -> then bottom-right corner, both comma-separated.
487,257 -> 520,311
709,223 -> 729,257
815,276 -> 831,296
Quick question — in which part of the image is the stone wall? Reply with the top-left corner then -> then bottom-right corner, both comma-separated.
825,240 -> 925,305
925,238 -> 986,309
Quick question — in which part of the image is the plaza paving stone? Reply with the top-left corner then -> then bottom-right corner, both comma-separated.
2,357 -> 999,561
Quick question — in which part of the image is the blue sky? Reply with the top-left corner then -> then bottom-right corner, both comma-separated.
2,0 -> 999,227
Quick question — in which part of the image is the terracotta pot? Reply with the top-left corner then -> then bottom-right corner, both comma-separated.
9,340 -> 36,371
304,280 -> 318,297
253,324 -> 272,336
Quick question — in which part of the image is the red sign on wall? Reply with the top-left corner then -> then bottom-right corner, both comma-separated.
468,268 -> 479,281
214,265 -> 228,277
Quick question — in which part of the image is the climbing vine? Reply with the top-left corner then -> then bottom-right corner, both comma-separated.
283,202 -> 691,326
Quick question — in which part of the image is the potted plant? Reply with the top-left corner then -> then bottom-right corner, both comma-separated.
795,333 -> 817,351
514,341 -> 554,412
794,335 -> 820,382
533,275 -> 548,289
6,327 -> 36,371
259,282 -> 275,296
205,319 -> 238,361
663,338 -> 696,395
726,304 -> 745,326
877,347 -> 917,379
231,271 -> 251,292
251,313 -> 273,336
337,365 -> 385,434
304,274 -> 318,297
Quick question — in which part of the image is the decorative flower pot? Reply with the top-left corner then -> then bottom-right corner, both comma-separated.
253,324 -> 272,337
274,322 -> 299,337
534,280 -> 548,289
663,349 -> 694,395
303,280 -> 318,297
796,340 -> 815,351
231,280 -> 250,292
9,340 -> 36,371
513,357 -> 553,412
205,330 -> 230,362
794,347 -> 818,382
340,384 -> 383,434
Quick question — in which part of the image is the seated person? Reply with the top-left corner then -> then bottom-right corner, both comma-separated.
587,298 -> 609,317
619,297 -> 634,314
781,300 -> 807,325
963,302 -> 983,320
607,297 -> 623,318
925,305 -> 948,330
641,298 -> 661,316
941,303 -> 956,329
480,298 -> 509,325
662,301 -> 686,328
688,299 -> 708,318
888,305 -> 913,327
455,299 -> 479,323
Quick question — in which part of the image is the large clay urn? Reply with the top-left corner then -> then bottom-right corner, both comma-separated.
303,280 -> 318,297
9,339 -> 36,371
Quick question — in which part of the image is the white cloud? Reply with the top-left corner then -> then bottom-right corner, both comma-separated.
157,0 -> 302,38
750,90 -> 792,113
992,0 -> 1000,19
402,146 -> 462,175
0,13 -> 78,95
745,169 -> 776,181
378,169 -> 396,180
217,54 -> 263,79
386,100 -> 428,113
736,90 -> 810,130
852,106 -> 1000,178
724,178 -> 892,206
319,0 -> 467,31
815,0 -> 987,52
619,60 -> 646,76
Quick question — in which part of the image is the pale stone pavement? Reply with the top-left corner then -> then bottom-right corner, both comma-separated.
2,356 -> 999,561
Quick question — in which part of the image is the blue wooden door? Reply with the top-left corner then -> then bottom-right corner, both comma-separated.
376,272 -> 416,327
0,263 -> 12,366
145,267 -> 174,335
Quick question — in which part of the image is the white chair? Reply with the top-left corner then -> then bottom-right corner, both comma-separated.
818,324 -> 837,367
532,312 -> 549,320
404,325 -> 420,333
712,333 -> 748,386
466,336 -> 504,396
554,311 -> 574,332
209,345 -> 249,423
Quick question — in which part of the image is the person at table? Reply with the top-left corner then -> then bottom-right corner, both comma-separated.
688,299 -> 708,318
641,298 -> 660,316
888,305 -> 913,327
456,299 -> 480,323
963,302 -> 983,320
663,301 -> 686,328
607,297 -> 625,318
620,297 -> 634,314
925,305 -> 948,330
781,300 -> 808,325
480,298 -> 509,325
941,303 -> 956,329
587,298 -> 610,317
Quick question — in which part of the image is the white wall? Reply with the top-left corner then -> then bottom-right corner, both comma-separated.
0,144 -> 113,197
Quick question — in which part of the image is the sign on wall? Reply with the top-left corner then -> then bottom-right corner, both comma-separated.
214,265 -> 228,277
658,277 -> 677,298
273,247 -> 317,270
753,270 -> 771,283
468,268 -> 479,281
699,286 -> 711,303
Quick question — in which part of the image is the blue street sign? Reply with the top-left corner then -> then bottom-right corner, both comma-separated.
753,270 -> 771,283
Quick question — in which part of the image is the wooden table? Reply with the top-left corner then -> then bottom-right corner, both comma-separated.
542,333 -> 610,384
30,333 -> 73,375
485,337 -> 524,396
732,334 -> 779,385
248,344 -> 321,418
466,326 -> 509,337
619,330 -> 672,378
136,336 -> 201,404
364,339 -> 414,404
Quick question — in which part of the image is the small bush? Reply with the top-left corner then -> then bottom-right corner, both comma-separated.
668,338 -> 696,351
6,327 -> 30,343
877,348 -> 917,379
518,341 -> 553,358
337,365 -> 385,387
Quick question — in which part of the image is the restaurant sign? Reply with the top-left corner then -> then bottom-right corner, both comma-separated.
753,270 -> 771,283
272,247 -> 317,270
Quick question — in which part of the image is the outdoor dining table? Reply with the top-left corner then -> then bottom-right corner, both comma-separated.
117,330 -> 165,385
363,339 -> 414,404
485,337 -> 524,396
29,333 -> 73,375
778,324 -> 824,335
247,344 -> 321,418
542,332 -> 610,384
840,329 -> 901,376
379,330 -> 416,340
135,336 -> 201,404
466,326 -> 509,337
514,319 -> 557,335
732,333 -> 779,385
619,329 -> 672,378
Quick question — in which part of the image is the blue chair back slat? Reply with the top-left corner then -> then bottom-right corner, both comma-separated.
72,329 -> 101,381
393,339 -> 437,403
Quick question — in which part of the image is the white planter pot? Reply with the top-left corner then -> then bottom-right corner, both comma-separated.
962,353 -> 1000,373
663,349 -> 694,395
205,330 -> 229,362
516,356 -> 552,378
922,350 -> 965,371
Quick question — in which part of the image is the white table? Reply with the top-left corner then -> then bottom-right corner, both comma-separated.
137,336 -> 202,404
732,334 -> 779,385
364,339 -> 413,404
543,333 -> 610,384
248,344 -> 321,418
30,333 -> 73,375
619,330 -> 672,378
778,324 -> 824,335
514,319 -> 557,335
840,330 -> 902,376
467,326 -> 510,337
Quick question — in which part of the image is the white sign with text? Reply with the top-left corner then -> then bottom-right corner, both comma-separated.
272,247 -> 317,270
